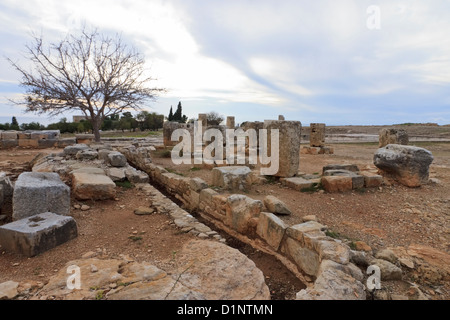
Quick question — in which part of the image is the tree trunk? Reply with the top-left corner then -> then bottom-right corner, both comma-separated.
92,118 -> 102,142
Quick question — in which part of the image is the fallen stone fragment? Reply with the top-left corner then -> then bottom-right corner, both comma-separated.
263,195 -> 291,215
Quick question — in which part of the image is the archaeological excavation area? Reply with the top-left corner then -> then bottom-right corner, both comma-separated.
0,120 -> 449,301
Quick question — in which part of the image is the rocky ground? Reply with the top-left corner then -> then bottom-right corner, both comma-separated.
0,128 -> 449,300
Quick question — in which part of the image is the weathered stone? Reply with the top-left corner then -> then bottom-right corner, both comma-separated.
212,166 -> 252,191
75,150 -> 98,161
1,139 -> 18,149
0,212 -> 77,257
375,248 -> 398,264
30,130 -> 60,140
75,134 -> 94,144
18,139 -> 39,148
256,212 -> 286,250
263,120 -> 302,178
374,144 -> 434,187
72,172 -> 116,200
354,241 -> 372,252
37,139 -> 57,149
278,115 -> 285,121
174,240 -> 270,300
360,171 -> 383,188
323,169 -> 364,189
63,144 -> 90,156
318,259 -> 364,282
302,215 -> 317,222
189,177 -> 208,192
350,250 -> 372,267
370,259 -> 403,280
1,131 -> 18,140
310,123 -> 325,147
225,194 -> 262,233
282,237 -> 320,276
13,172 -> 70,220
281,177 -> 315,191
0,281 -> 19,299
163,121 -> 187,147
226,116 -> 235,128
296,261 -> 366,300
56,138 -> 77,148
107,167 -> 126,182
322,164 -> 359,174
379,128 -> 409,148
107,151 -> 127,167
321,176 -> 353,193
318,240 -> 350,265
0,172 -> 13,197
263,195 -> 291,215
134,207 -> 155,215
286,221 -> 327,243
125,167 -> 149,184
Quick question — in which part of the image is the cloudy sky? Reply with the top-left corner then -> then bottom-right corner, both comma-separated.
0,0 -> 449,126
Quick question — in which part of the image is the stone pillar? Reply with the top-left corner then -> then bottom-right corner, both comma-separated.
278,115 -> 285,121
310,123 -> 325,147
263,120 -> 302,178
226,116 -> 235,129
198,113 -> 208,128
378,128 -> 409,148
163,121 -> 187,147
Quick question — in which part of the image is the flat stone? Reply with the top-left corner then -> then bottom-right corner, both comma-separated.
107,168 -> 126,182
322,164 -> 359,174
63,144 -> 90,156
375,248 -> 398,264
1,131 -> 18,140
370,259 -> 403,280
72,172 -> 116,200
360,171 -> 383,188
281,177 -> 314,191
0,212 -> 77,257
134,207 -> 155,215
76,150 -> 98,161
12,172 -> 70,220
0,281 -> 19,299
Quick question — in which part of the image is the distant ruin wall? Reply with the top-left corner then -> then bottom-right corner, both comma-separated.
0,130 -> 94,149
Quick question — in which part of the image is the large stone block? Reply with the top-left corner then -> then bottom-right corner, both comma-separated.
18,139 -> 39,148
108,151 -> 127,167
322,164 -> 359,174
75,134 -> 95,144
256,212 -> 287,251
310,123 -> 325,147
263,195 -> 291,215
263,120 -> 302,177
0,172 -> 13,197
0,212 -> 77,257
72,172 -> 116,200
1,139 -> 18,149
321,176 -> 353,193
1,131 -> 18,140
226,116 -> 235,128
281,177 -> 315,191
281,237 -> 320,276
13,172 -> 70,220
37,139 -> 57,149
379,128 -> 409,148
225,194 -> 262,234
323,169 -> 364,190
163,121 -> 187,147
359,171 -> 383,188
374,144 -> 434,187
212,166 -> 252,191
63,144 -> 90,156
56,138 -> 77,148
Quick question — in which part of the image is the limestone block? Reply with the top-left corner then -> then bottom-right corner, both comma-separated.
107,167 -> 126,182
360,171 -> 383,188
374,144 -> 434,187
1,140 -> 18,149
226,116 -> 235,128
56,138 -> 77,148
281,177 -> 315,191
310,123 -> 325,147
323,169 -> 364,190
263,195 -> 291,215
379,128 -> 409,148
13,172 -> 70,220
63,144 -> 90,156
321,176 -> 353,193
72,172 -> 116,200
322,164 -> 359,174
0,212 -> 77,257
1,131 -> 18,140
76,149 -> 98,160
225,194 -> 262,234
281,237 -> 320,276
263,120 -> 302,178
212,166 -> 252,191
18,139 -> 39,148
256,212 -> 287,251
107,151 -> 127,167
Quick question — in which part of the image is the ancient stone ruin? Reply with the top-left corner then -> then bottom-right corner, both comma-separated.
301,123 -> 334,155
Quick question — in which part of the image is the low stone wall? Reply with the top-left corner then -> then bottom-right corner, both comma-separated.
0,130 -> 63,149
119,145 -> 366,300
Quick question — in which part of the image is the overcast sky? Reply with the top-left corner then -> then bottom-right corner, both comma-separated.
0,0 -> 449,126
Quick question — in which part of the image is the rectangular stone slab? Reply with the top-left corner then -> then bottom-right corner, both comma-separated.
0,212 -> 78,257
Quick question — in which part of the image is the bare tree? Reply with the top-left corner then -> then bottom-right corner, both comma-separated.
7,28 -> 165,141
206,111 -> 224,126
